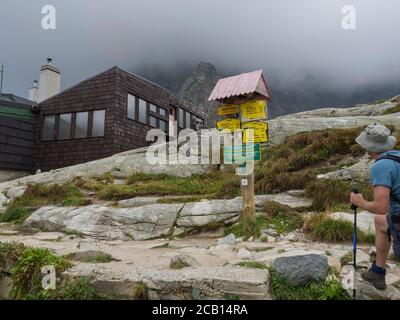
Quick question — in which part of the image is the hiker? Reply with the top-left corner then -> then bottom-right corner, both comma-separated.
349,124 -> 399,290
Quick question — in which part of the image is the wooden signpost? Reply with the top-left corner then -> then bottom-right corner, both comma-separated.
217,99 -> 268,222
209,70 -> 271,225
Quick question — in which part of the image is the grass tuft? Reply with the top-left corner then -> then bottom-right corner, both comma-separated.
0,207 -> 33,223
268,267 -> 349,300
383,103 -> 400,115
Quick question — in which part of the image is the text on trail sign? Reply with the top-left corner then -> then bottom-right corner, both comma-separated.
224,143 -> 261,164
240,100 -> 267,121
217,118 -> 241,131
217,104 -> 240,116
242,122 -> 268,143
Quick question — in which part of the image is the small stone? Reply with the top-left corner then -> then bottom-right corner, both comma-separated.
369,246 -> 376,256
218,234 -> 236,246
236,237 -> 244,243
237,248 -> 252,260
263,228 -> 278,237
170,254 -> 199,269
285,233 -> 298,242
267,236 -> 276,243
248,236 -> 254,242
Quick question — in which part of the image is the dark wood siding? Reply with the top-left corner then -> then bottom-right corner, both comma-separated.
0,116 -> 35,171
113,68 -> 209,154
34,67 -> 117,171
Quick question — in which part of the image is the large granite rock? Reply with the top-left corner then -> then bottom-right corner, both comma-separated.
276,99 -> 399,119
273,250 -> 328,286
24,204 -> 183,240
65,264 -> 270,300
268,114 -> 400,145
24,192 -> 312,240
321,154 -> 373,183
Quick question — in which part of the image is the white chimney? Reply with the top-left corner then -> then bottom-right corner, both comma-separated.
37,58 -> 61,103
28,80 -> 39,103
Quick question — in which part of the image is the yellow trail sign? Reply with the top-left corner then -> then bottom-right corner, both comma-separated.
217,118 -> 241,131
242,121 -> 268,143
240,100 -> 267,121
217,104 -> 239,116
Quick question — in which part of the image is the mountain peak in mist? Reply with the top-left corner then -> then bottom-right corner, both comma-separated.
178,62 -> 221,123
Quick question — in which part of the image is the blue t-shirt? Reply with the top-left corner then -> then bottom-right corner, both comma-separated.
370,150 -> 400,216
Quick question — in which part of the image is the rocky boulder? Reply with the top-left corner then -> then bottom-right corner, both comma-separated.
320,154 -> 373,183
24,204 -> 183,240
273,250 -> 328,286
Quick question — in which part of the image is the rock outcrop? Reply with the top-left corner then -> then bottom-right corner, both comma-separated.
66,265 -> 270,300
268,114 -> 400,145
24,193 -> 311,240
276,97 -> 400,119
320,154 -> 373,183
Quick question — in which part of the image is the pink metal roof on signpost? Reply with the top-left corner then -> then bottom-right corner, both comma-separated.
208,70 -> 271,102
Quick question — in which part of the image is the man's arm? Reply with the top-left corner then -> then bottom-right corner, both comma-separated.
350,186 -> 390,215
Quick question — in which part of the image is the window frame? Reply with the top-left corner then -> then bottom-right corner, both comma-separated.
42,114 -> 56,141
40,109 -> 106,142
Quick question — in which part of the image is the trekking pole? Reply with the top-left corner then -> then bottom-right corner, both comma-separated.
351,188 -> 359,300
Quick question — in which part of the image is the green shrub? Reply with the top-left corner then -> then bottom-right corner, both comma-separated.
49,276 -> 96,300
133,282 -> 148,300
255,127 -> 369,195
10,247 -> 72,300
304,214 -> 368,243
0,241 -> 26,270
224,216 -> 267,240
261,201 -> 304,235
0,207 -> 33,223
268,268 -> 349,300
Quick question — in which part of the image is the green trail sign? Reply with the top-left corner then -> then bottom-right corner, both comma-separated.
224,143 -> 261,164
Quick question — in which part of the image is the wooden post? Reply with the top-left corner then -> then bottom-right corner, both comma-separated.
241,170 -> 255,222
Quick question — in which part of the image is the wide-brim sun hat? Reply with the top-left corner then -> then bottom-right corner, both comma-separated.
356,123 -> 397,153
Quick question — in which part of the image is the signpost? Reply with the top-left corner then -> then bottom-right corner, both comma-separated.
224,143 -> 261,164
209,70 -> 271,226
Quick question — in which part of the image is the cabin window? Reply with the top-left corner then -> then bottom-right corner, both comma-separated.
150,104 -> 157,113
127,94 -> 136,120
185,111 -> 191,129
159,120 -> 167,132
58,113 -> 72,140
138,99 -> 147,124
178,108 -> 184,128
149,116 -> 157,128
159,108 -> 167,117
42,115 -> 55,141
75,112 -> 88,139
92,110 -> 105,137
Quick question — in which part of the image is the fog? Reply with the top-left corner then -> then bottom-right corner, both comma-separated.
1,0 -> 399,97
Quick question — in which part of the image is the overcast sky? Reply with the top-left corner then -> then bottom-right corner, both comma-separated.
1,0 -> 399,97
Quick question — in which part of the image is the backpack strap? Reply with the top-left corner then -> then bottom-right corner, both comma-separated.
375,155 -> 400,204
